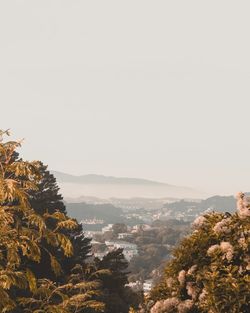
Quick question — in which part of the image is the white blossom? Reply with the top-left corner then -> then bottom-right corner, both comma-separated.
178,270 -> 186,285
186,282 -> 198,300
177,299 -> 193,313
199,288 -> 208,302
236,192 -> 250,218
213,218 -> 231,234
150,298 -> 180,313
207,244 -> 220,256
220,241 -> 234,261
192,216 -> 206,229
187,265 -> 197,275
166,277 -> 174,288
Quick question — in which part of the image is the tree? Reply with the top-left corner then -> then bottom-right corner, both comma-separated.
94,249 -> 141,313
27,162 -> 91,277
0,130 -> 104,312
148,192 -> 250,313
112,223 -> 128,235
28,162 -> 66,215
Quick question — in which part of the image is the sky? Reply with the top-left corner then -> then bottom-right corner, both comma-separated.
1,0 -> 250,195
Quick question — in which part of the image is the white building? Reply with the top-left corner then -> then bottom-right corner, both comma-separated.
94,252 -> 108,260
122,248 -> 138,261
113,241 -> 137,250
118,232 -> 133,240
102,224 -> 113,233
143,279 -> 153,294
104,240 -> 138,261
85,231 -> 102,238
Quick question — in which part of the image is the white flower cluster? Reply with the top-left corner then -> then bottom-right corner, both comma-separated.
187,265 -> 197,275
178,270 -> 186,285
150,298 -> 194,313
207,244 -> 220,256
213,218 -> 231,234
166,277 -> 174,288
178,300 -> 193,313
220,241 -> 234,261
198,288 -> 208,302
150,297 -> 179,313
186,282 -> 198,300
207,241 -> 234,261
192,215 -> 206,229
236,192 -> 250,218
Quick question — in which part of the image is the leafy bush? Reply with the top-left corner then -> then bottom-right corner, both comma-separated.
148,192 -> 250,313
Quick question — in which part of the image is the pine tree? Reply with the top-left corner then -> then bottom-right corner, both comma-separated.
94,249 -> 141,313
28,162 -> 66,215
27,162 -> 91,277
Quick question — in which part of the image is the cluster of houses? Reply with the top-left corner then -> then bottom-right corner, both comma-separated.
84,223 -> 154,262
104,240 -> 138,261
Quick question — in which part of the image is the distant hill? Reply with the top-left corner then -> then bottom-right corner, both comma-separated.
52,171 -> 167,186
52,171 -> 204,199
65,202 -> 123,221
164,195 -> 238,214
65,202 -> 141,229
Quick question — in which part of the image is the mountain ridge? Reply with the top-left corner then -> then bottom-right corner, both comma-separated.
52,171 -> 205,199
52,171 -> 192,189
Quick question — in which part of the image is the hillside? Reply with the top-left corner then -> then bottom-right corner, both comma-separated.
52,171 -> 204,199
164,195 -> 238,214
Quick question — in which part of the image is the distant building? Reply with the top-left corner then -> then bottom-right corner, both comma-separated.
131,224 -> 152,233
85,231 -> 102,238
94,252 -> 108,260
143,279 -> 153,294
102,224 -> 113,233
118,232 -> 133,240
80,218 -> 104,225
126,281 -> 143,291
105,240 -> 138,261
122,248 -> 138,261
113,241 -> 137,250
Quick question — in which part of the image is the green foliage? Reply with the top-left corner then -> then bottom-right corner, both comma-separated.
149,206 -> 250,313
94,249 -> 142,313
27,162 -> 92,277
0,130 -> 103,312
112,223 -> 128,235
128,221 -> 189,282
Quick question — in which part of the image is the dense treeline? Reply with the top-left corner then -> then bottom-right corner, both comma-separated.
0,130 -> 140,313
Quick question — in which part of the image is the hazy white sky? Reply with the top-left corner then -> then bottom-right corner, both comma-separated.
1,0 -> 250,195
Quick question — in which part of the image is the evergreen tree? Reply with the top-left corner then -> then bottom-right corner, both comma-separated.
27,162 -> 91,277
28,162 -> 66,215
94,249 -> 141,313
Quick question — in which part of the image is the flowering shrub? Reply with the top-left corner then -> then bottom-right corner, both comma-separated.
149,192 -> 250,313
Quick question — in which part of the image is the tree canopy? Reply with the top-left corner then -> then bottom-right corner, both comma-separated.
0,130 -> 103,312
146,192 -> 250,313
